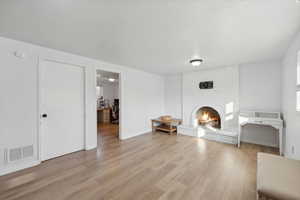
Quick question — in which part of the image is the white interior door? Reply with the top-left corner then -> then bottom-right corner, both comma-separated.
40,60 -> 85,161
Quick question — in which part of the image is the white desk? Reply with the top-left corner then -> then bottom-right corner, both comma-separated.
238,111 -> 283,155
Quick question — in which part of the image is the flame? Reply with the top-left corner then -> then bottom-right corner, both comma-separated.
201,112 -> 209,121
198,110 -> 220,129
200,111 -> 216,122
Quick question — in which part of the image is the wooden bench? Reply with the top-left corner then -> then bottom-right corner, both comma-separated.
151,118 -> 182,134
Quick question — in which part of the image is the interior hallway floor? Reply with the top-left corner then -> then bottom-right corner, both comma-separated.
97,122 -> 119,146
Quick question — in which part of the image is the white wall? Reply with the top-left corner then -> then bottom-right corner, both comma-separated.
239,61 -> 282,147
282,30 -> 300,159
240,61 -> 281,111
121,69 -> 164,139
114,84 -> 119,99
0,43 -> 39,170
102,83 -> 119,106
0,37 -> 164,175
164,75 -> 182,119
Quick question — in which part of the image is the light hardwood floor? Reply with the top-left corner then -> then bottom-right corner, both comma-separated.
0,129 -> 277,200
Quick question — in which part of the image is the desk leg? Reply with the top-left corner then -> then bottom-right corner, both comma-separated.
152,121 -> 155,133
279,128 -> 283,156
238,125 -> 241,148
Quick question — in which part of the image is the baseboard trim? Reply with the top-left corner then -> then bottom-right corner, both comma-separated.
120,129 -> 152,140
0,160 -> 41,176
85,145 -> 97,151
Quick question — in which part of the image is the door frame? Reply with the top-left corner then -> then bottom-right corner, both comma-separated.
37,56 -> 87,162
95,66 -> 123,140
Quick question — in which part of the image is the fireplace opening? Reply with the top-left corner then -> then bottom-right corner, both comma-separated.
196,107 -> 221,129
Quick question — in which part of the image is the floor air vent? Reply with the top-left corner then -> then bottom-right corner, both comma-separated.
7,145 -> 34,163
9,148 -> 22,162
22,145 -> 34,159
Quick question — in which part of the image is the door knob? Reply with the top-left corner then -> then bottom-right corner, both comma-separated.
42,114 -> 48,118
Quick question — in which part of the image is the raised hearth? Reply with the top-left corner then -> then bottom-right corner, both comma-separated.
178,125 -> 238,144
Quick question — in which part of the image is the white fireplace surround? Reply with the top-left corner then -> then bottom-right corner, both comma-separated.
178,66 -> 240,144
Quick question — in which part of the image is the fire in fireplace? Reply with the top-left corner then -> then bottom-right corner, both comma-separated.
196,106 -> 221,129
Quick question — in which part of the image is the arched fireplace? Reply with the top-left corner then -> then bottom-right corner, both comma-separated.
196,106 -> 221,129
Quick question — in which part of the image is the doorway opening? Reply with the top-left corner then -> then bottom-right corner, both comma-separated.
96,70 -> 120,143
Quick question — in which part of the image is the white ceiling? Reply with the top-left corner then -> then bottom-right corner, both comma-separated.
0,0 -> 300,74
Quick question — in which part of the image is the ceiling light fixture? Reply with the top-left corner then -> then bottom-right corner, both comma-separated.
108,78 -> 115,82
190,59 -> 203,67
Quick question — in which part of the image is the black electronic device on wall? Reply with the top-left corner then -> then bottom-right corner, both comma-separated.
199,81 -> 213,89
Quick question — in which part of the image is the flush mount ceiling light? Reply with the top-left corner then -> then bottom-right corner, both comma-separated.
190,59 -> 203,67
